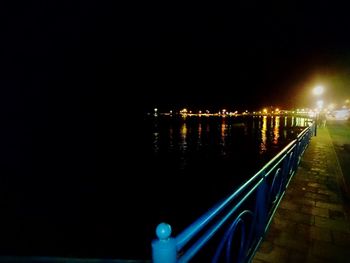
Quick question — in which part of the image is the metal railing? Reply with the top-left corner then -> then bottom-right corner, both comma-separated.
152,122 -> 315,263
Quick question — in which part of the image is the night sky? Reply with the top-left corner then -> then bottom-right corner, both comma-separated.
4,1 -> 350,115
115,1 -> 350,112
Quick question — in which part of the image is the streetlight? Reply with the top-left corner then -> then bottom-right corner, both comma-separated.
313,85 -> 324,96
312,85 -> 325,136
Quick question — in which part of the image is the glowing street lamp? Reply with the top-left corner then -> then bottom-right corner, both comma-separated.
312,85 -> 325,136
312,85 -> 325,111
313,85 -> 324,96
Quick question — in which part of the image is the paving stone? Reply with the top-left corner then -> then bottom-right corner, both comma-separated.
314,216 -> 350,233
331,231 -> 350,247
296,224 -> 332,242
272,231 -> 310,252
329,209 -> 346,220
276,208 -> 315,225
303,256 -> 330,263
300,206 -> 329,218
302,186 -> 319,193
256,240 -> 274,253
298,198 -> 318,206
254,245 -> 289,263
308,182 -> 322,188
268,216 -> 298,233
315,201 -> 345,212
286,251 -> 308,262
317,189 -> 338,197
311,240 -> 350,262
279,201 -> 300,211
304,192 -> 331,202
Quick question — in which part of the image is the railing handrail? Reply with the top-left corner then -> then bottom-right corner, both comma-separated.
175,137 -> 297,250
152,121 -> 315,263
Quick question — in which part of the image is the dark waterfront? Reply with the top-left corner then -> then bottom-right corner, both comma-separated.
4,0 -> 350,260
0,115 -> 310,260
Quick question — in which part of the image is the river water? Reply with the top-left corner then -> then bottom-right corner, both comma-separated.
0,115 -> 309,260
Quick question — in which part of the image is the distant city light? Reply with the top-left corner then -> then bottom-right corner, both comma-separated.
148,106 -> 347,118
334,109 -> 350,120
327,104 -> 335,110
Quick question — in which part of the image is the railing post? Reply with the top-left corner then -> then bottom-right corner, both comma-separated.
256,174 -> 267,235
314,115 -> 317,136
152,222 -> 177,263
294,139 -> 300,169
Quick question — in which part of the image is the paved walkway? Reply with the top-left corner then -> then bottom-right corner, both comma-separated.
253,126 -> 350,263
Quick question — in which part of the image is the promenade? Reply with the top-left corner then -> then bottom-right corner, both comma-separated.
253,125 -> 350,262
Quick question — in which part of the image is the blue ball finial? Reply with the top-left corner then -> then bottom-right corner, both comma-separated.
156,222 -> 172,240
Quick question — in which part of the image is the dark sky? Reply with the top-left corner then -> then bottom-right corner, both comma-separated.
3,1 -> 350,115
114,1 -> 350,112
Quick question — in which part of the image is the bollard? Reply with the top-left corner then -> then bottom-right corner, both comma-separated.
152,222 -> 177,263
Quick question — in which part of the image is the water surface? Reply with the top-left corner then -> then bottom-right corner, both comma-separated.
0,115 -> 309,260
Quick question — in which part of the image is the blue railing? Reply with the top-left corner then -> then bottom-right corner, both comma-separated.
152,122 -> 315,263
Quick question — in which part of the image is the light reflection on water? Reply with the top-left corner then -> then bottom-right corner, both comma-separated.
169,125 -> 174,151
180,122 -> 187,145
150,116 -> 309,174
220,118 -> 227,156
153,131 -> 160,154
260,116 -> 267,153
180,122 -> 188,169
273,116 -> 280,145
197,122 -> 202,147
